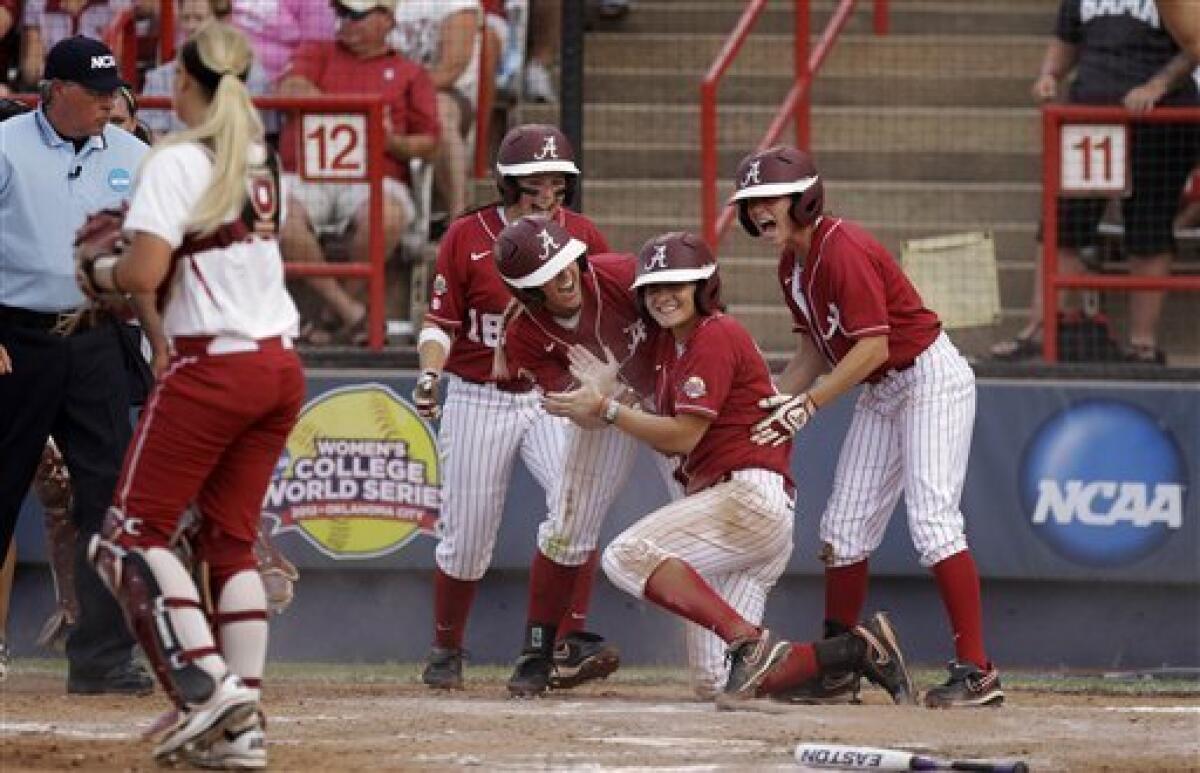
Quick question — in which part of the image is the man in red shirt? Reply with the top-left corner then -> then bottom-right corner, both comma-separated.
731,145 -> 1002,709
277,0 -> 439,343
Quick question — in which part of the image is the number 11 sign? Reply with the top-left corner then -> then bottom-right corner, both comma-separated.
1060,123 -> 1129,196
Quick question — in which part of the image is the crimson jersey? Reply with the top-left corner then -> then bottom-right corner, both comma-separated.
503,253 -> 661,397
427,205 -> 610,384
656,313 -> 793,495
779,216 -> 940,383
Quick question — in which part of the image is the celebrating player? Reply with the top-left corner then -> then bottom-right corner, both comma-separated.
730,145 -> 1003,708
75,22 -> 304,766
543,232 -> 917,706
491,215 -> 673,696
412,124 -> 614,691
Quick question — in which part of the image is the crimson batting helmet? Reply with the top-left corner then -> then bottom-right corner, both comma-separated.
728,145 -> 824,236
495,124 -> 581,206
632,232 -> 724,316
494,215 -> 588,305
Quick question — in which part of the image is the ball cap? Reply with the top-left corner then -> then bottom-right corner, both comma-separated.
44,36 -> 124,93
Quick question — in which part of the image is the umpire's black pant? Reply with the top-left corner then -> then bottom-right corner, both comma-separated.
0,310 -> 137,676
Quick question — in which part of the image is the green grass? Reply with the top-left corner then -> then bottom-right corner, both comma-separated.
10,659 -> 1197,696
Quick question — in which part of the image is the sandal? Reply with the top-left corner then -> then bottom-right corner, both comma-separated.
990,333 -> 1042,361
298,318 -> 335,346
333,308 -> 369,346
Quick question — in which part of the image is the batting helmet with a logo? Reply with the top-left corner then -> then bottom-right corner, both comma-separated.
728,145 -> 824,236
494,215 -> 588,293
495,124 -> 581,206
632,232 -> 723,315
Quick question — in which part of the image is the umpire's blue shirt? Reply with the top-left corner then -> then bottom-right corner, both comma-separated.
0,108 -> 147,313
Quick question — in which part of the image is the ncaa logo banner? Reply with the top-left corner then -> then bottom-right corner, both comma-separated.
263,383 -> 441,559
1019,399 -> 1188,567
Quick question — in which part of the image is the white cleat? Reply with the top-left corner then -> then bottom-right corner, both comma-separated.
152,674 -> 258,763
181,712 -> 267,770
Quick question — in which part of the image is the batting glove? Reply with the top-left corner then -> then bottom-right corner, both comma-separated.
751,393 -> 817,446
412,369 -> 442,420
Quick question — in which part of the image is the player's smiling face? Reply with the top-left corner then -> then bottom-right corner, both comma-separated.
644,282 -> 698,338
540,261 -> 583,317
514,173 -> 567,217
747,196 -> 794,248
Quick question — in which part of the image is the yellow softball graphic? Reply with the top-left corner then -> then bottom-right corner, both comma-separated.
264,383 -> 441,560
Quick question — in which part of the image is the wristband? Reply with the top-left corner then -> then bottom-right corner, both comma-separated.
602,398 -> 619,425
87,255 -> 121,293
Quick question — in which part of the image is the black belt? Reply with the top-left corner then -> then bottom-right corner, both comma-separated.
0,304 -> 109,336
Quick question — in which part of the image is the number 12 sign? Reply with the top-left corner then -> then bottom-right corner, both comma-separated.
300,113 -> 367,182
1060,123 -> 1129,196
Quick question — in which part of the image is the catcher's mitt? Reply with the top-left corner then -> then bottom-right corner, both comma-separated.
74,205 -> 129,301
34,441 -> 79,651
254,529 -> 299,614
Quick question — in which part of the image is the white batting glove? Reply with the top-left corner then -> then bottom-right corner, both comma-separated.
751,393 -> 817,446
412,369 -> 442,420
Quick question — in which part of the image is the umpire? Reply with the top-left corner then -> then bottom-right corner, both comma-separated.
0,36 -> 152,694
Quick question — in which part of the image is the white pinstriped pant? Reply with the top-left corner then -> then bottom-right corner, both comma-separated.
820,333 -> 975,568
602,469 -> 795,696
537,424 -> 680,566
434,376 -> 567,580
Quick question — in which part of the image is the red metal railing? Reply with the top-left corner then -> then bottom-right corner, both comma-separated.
127,94 -> 392,350
1041,104 -> 1200,362
700,0 -> 888,248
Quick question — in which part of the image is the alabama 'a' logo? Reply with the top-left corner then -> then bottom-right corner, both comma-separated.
538,228 -> 560,260
644,244 -> 669,271
534,135 -> 559,160
741,159 -> 761,187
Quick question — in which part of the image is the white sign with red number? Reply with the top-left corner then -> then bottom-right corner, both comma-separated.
300,113 -> 367,182
1060,124 -> 1129,196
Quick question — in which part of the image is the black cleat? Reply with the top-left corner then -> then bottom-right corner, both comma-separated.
421,647 -> 464,690
924,661 -> 1005,708
67,660 -> 154,696
550,632 -> 620,689
771,669 -> 862,705
852,612 -> 917,705
507,652 -> 553,697
722,629 -> 791,700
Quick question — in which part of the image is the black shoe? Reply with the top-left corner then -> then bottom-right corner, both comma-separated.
722,629 -> 790,700
770,669 -> 862,705
507,652 -> 553,697
852,612 -> 916,705
549,631 -> 620,689
924,660 -> 1005,708
67,660 -> 154,696
421,647 -> 464,690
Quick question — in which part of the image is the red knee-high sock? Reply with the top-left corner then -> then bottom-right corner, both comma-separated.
825,559 -> 869,630
557,550 -> 599,640
528,550 -> 582,626
932,550 -> 988,668
433,568 -> 478,649
757,643 -> 820,694
642,558 -> 756,643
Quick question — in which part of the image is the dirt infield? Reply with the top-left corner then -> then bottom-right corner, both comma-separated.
2,662 -> 1198,771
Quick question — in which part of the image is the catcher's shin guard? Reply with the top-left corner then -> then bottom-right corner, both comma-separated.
214,570 -> 269,697
89,523 -> 227,708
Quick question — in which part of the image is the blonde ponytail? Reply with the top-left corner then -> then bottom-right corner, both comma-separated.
158,22 -> 263,236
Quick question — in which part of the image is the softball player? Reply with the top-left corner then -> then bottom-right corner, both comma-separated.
544,232 -> 917,705
412,124 -> 614,691
731,145 -> 1003,708
76,23 -> 302,766
492,215 -> 669,696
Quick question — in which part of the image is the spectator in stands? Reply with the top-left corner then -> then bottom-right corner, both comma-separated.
0,0 -> 17,93
141,0 -> 270,136
20,0 -> 129,87
389,0 -> 480,223
993,0 -> 1200,364
523,0 -> 556,103
230,0 -> 334,83
108,82 -> 150,142
277,0 -> 439,345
